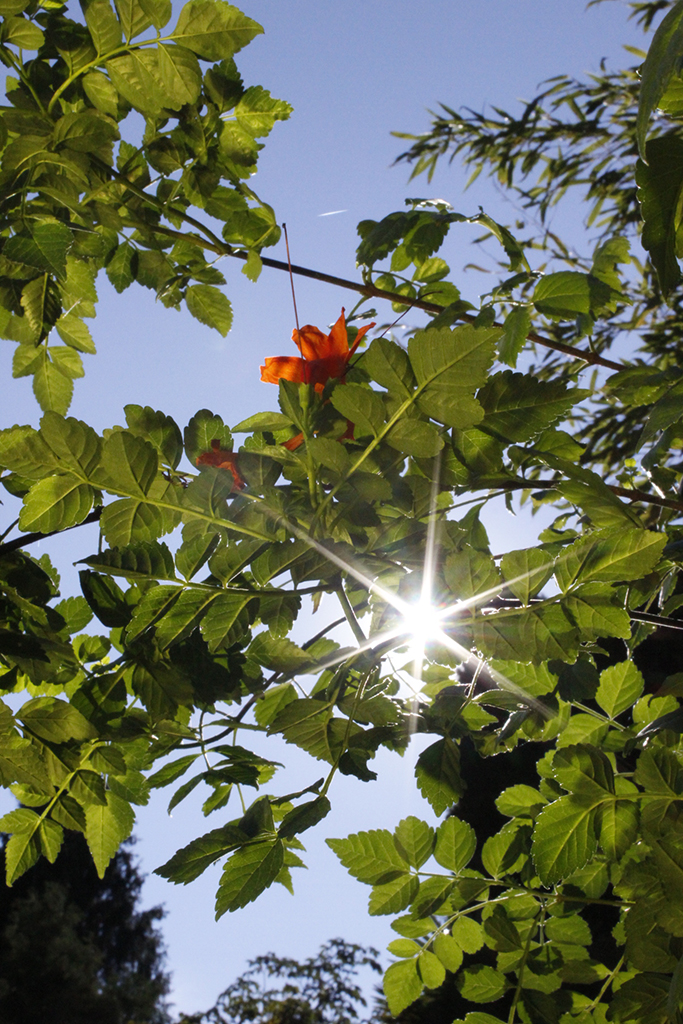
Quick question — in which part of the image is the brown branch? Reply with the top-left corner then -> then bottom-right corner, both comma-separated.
95,158 -> 624,374
0,508 -> 102,556
234,252 -> 624,372
499,477 -> 683,516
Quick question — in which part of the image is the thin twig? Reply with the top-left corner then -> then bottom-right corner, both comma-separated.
0,508 -> 103,556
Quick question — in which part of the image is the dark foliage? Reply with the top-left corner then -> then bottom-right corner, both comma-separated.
179,939 -> 383,1024
0,831 -> 170,1024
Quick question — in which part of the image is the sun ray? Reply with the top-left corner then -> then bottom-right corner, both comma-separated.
240,490 -> 557,716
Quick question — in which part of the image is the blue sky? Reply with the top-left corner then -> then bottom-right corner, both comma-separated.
0,0 -> 647,1016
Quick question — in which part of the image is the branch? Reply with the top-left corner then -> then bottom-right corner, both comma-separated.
93,159 -> 624,373
0,508 -> 102,556
501,477 -> 683,515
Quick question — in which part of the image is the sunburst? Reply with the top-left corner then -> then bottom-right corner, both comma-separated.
244,456 -> 556,720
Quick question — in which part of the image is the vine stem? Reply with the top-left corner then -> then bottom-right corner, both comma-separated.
337,586 -> 366,645
586,955 -> 624,1011
508,905 -> 544,1024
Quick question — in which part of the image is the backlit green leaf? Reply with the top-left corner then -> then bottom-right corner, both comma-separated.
532,794 -> 599,885
596,661 -> 645,719
215,839 -> 283,917
85,791 -> 134,878
171,0 -> 263,60
185,284 -> 233,336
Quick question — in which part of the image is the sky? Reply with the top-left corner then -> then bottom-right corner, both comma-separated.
0,0 -> 649,1016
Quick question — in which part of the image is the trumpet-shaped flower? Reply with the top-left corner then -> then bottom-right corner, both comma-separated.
260,308 -> 374,393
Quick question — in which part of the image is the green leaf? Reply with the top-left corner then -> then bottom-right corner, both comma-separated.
433,816 -> 476,871
636,133 -> 683,297
85,791 -> 134,878
106,51 -> 166,117
599,798 -> 639,860
418,949 -> 446,989
415,739 -> 462,815
451,917 -> 485,954
552,744 -> 614,799
637,0 -> 683,157
385,419 -> 443,458
393,817 -> 435,869
561,582 -> 632,642
499,547 -> 554,605
383,959 -> 424,1016
39,818 -> 63,862
387,939 -> 421,958
363,337 -> 415,396
50,346 -> 84,380
444,546 -> 500,601
113,0 -> 152,39
498,306 -> 531,368
215,839 -> 284,917
197,591 -> 251,651
253,682 -> 297,728
5,831 -> 40,885
596,661 -> 645,719
101,431 -> 159,497
157,43 -> 202,108
55,314 -> 96,354
2,15 -> 44,49
555,528 -> 666,592
0,807 -> 40,834
533,271 -> 593,319
4,223 -> 72,280
474,603 -> 578,665
249,633 -> 310,673
79,570 -> 130,628
155,824 -> 247,883
326,828 -> 409,884
408,324 -> 498,429
496,785 -> 547,820
106,243 -> 137,292
638,379 -> 683,450
18,697 -> 97,742
235,85 -> 292,137
19,475 -> 94,532
330,384 -> 385,438
278,796 -> 330,839
457,964 -> 507,1004
532,794 -> 599,885
185,284 -> 233,336
82,541 -> 177,582
33,354 -> 74,414
478,371 -> 584,443
232,411 -> 293,433
81,0 -> 123,53
184,409 -> 233,464
432,933 -> 463,973
369,873 -> 419,916
124,405 -> 183,469
171,0 -> 263,60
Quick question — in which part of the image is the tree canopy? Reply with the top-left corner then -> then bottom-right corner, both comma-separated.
0,831 -> 169,1023
3,1 -> 683,1022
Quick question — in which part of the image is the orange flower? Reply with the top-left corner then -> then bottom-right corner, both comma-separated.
260,308 -> 375,394
196,440 -> 245,490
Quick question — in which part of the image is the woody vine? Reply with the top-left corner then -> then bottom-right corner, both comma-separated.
3,1 -> 683,1021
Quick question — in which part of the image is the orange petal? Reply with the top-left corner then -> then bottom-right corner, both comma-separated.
324,308 -> 349,359
282,432 -> 304,451
293,324 -> 329,361
196,447 -> 245,490
260,356 -> 307,385
347,320 -> 376,358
